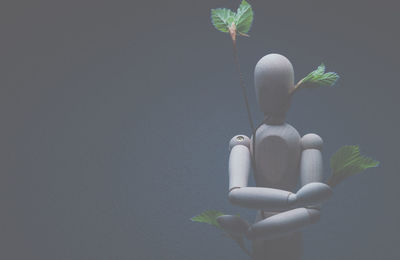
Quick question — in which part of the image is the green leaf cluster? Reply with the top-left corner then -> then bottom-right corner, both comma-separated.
191,210 -> 251,257
328,145 -> 379,187
299,63 -> 339,89
190,210 -> 224,229
211,0 -> 253,35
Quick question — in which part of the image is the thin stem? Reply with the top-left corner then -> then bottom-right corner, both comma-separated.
289,78 -> 304,95
232,40 -> 255,134
231,35 -> 258,173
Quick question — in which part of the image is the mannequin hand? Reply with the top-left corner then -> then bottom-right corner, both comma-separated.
292,182 -> 332,207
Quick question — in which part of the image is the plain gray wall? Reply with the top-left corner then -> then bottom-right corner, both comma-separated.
1,0 -> 399,259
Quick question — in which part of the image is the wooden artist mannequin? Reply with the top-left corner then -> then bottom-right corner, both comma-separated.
217,53 -> 332,260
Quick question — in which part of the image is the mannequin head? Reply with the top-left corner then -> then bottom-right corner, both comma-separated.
254,54 -> 294,124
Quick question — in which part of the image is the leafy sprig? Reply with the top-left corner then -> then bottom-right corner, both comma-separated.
211,0 -> 253,42
191,210 -> 224,229
327,145 -> 379,187
210,0 -> 256,143
291,63 -> 339,94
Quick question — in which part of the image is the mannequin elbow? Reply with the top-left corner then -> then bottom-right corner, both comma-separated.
296,182 -> 333,207
228,188 -> 241,205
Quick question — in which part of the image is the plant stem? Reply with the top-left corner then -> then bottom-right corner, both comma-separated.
290,78 -> 304,95
232,40 -> 256,134
230,30 -> 257,173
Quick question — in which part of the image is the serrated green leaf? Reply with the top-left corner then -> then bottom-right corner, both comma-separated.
235,0 -> 253,34
327,145 -> 379,187
299,63 -> 339,89
211,8 -> 236,33
191,210 -> 224,228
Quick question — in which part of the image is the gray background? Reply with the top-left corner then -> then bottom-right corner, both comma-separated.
1,0 -> 399,259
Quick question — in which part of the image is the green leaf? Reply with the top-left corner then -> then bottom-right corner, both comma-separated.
191,210 -> 251,256
211,8 -> 236,33
299,63 -> 339,89
191,210 -> 224,228
327,145 -> 379,187
210,1 -> 253,37
235,0 -> 253,34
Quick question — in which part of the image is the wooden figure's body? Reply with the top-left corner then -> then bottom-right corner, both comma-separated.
252,123 -> 301,191
251,123 -> 302,259
217,54 -> 332,260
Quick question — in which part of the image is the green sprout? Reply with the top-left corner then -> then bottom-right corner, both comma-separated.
291,63 -> 340,94
211,0 -> 253,43
211,0 -> 255,136
190,210 -> 224,229
327,145 -> 379,187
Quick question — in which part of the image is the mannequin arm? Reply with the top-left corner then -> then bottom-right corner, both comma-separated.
244,134 -> 332,240
228,143 -> 251,191
227,135 -> 296,211
295,133 -> 333,207
227,134 -> 332,211
229,187 -> 296,211
246,207 -> 320,240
